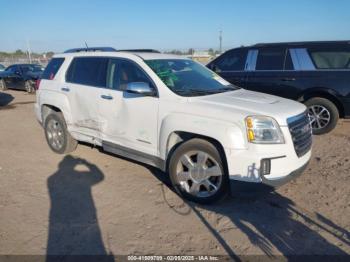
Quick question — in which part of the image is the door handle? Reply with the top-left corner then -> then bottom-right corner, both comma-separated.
101,95 -> 113,100
61,87 -> 70,92
281,78 -> 296,82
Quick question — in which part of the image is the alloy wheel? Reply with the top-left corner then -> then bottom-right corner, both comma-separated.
175,150 -> 222,198
46,119 -> 65,151
308,105 -> 331,130
25,81 -> 33,93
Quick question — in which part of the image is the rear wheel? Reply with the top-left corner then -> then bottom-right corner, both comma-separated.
0,79 -> 7,91
25,80 -> 34,93
305,97 -> 339,135
168,138 -> 229,204
44,112 -> 78,154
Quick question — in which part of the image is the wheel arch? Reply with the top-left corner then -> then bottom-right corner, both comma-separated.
298,88 -> 344,118
39,91 -> 72,125
164,131 -> 229,174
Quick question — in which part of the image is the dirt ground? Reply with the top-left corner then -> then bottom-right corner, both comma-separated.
0,90 -> 349,258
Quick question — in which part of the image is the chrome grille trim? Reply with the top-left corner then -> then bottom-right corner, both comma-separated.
287,111 -> 312,157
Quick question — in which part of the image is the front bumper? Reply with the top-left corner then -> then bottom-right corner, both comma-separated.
229,160 -> 310,194
225,126 -> 311,188
259,159 -> 309,187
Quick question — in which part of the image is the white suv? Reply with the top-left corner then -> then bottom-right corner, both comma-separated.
35,47 -> 312,204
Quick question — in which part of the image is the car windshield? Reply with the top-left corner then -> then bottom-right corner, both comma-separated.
145,59 -> 238,96
0,64 -> 5,70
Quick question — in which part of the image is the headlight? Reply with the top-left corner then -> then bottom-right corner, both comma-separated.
245,116 -> 285,144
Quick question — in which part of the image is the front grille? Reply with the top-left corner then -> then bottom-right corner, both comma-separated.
287,112 -> 312,157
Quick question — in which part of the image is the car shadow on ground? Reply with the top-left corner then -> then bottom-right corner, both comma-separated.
46,149 -> 349,260
147,166 -> 350,260
46,155 -> 114,262
0,92 -> 14,107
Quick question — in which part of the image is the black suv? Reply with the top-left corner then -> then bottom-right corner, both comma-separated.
0,64 -> 44,93
208,41 -> 350,134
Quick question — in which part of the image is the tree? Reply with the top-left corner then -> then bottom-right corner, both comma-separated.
15,49 -> 24,56
188,48 -> 194,55
208,48 -> 214,56
46,52 -> 55,58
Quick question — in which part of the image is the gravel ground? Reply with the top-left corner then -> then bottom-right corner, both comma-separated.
0,90 -> 349,258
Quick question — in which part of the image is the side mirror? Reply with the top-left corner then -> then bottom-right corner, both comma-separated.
126,82 -> 155,96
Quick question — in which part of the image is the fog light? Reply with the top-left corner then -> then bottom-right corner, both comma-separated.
260,159 -> 271,176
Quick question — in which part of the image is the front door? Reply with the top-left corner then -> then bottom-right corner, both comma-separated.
4,65 -> 22,89
98,58 -> 159,156
209,48 -> 249,88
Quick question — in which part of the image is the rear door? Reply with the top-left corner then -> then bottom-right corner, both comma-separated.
65,57 -> 108,138
245,47 -> 301,100
208,48 -> 248,88
98,58 -> 159,156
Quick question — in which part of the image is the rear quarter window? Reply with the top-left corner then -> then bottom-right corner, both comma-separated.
309,48 -> 350,69
66,57 -> 108,87
42,58 -> 65,80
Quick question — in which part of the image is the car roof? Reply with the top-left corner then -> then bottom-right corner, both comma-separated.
54,50 -> 188,61
253,40 -> 350,47
227,40 -> 350,51
8,64 -> 41,67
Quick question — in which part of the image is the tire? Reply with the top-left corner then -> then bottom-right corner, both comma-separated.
168,138 -> 229,204
305,97 -> 339,135
44,111 -> 78,154
0,79 -> 7,91
25,80 -> 34,93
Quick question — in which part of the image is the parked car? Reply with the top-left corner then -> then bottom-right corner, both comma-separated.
35,47 -> 312,204
0,64 -> 5,71
0,64 -> 44,93
207,41 -> 350,135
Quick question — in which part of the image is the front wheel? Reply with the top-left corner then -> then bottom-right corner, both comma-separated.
305,97 -> 339,135
0,79 -> 7,91
168,138 -> 229,204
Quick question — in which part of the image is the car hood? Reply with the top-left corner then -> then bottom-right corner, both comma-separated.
189,89 -> 306,126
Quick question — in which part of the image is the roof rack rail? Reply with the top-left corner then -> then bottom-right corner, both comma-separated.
64,47 -> 117,53
118,49 -> 160,53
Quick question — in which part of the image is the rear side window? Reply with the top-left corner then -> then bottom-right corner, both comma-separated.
42,58 -> 65,80
309,48 -> 350,69
66,57 -> 109,87
256,48 -> 286,70
213,49 -> 247,71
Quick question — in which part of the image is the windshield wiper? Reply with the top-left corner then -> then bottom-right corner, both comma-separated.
217,85 -> 240,91
179,89 -> 219,96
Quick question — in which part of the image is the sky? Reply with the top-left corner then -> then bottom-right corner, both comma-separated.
1,0 -> 350,53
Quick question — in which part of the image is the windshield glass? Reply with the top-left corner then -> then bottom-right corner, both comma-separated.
145,59 -> 238,96
0,64 -> 5,70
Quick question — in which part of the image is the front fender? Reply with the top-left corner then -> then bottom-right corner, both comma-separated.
159,113 -> 247,159
38,91 -> 73,125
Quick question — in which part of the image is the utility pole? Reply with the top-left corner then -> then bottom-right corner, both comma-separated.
26,40 -> 32,64
219,30 -> 222,54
